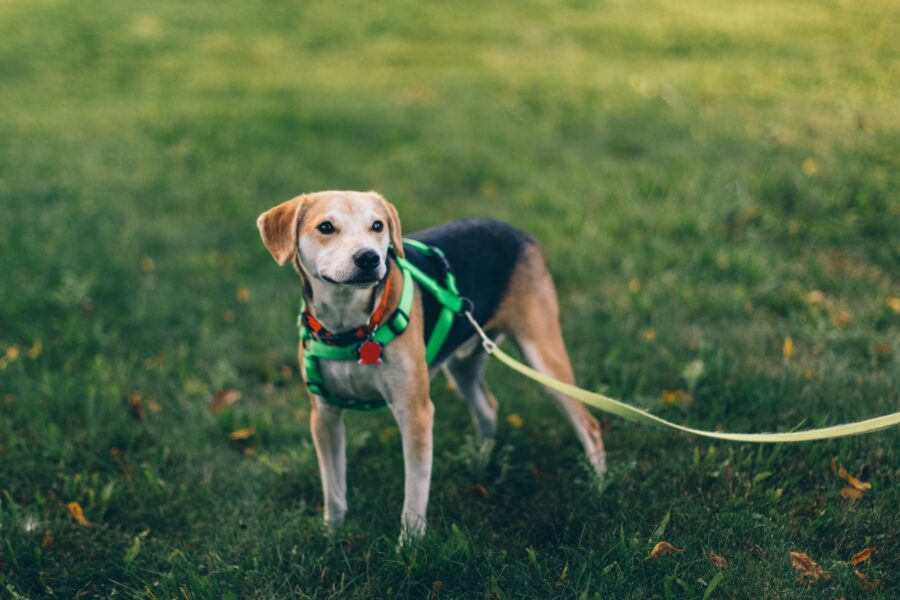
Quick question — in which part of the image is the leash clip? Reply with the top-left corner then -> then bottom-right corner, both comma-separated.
464,310 -> 496,354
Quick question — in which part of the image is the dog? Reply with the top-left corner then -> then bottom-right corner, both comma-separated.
257,190 -> 606,543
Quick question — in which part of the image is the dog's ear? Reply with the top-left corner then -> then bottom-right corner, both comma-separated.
257,195 -> 306,265
375,193 -> 404,259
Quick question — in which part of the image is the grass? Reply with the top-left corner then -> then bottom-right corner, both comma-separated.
0,0 -> 898,597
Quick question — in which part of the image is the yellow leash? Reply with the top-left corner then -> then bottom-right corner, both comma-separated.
464,312 -> 900,442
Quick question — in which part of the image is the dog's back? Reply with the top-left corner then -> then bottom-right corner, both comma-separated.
406,217 -> 535,365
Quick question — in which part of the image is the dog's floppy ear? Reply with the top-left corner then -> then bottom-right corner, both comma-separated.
256,195 -> 306,265
375,193 -> 405,259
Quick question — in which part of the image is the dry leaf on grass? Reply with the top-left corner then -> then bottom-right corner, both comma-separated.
506,414 -> 523,428
227,426 -> 256,441
709,550 -> 729,568
789,551 -> 831,582
854,570 -> 881,593
646,541 -> 683,560
805,290 -> 825,304
660,390 -> 693,406
42,529 -> 54,549
850,547 -> 876,565
839,487 -> 864,500
210,389 -> 241,413
833,458 -> 872,492
65,502 -> 91,527
28,339 -> 43,359
783,336 -> 795,359
127,393 -> 146,420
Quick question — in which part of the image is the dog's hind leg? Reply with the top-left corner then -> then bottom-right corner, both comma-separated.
491,245 -> 607,476
443,341 -> 499,443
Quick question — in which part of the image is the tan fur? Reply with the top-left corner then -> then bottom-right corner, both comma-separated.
373,192 -> 405,259
257,195 -> 306,265
487,244 -> 606,471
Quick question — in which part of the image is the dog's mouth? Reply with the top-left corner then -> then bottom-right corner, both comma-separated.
321,274 -> 382,288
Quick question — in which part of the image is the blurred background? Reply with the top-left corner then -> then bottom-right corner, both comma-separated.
0,1 -> 897,597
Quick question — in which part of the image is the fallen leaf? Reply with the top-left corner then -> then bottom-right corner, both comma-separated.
127,393 -> 146,420
628,278 -> 641,293
640,328 -> 657,343
783,336 -> 795,359
660,390 -> 693,406
227,426 -> 256,441
236,287 -> 250,303
646,541 -> 683,560
850,547 -> 876,565
209,389 -> 241,413
805,290 -> 825,304
65,502 -> 91,527
27,340 -> 42,359
839,486 -> 864,500
835,461 -> 872,491
147,400 -> 162,413
833,311 -> 853,327
854,569 -> 881,593
709,550 -> 729,568
886,297 -> 900,313
801,158 -> 819,176
5,345 -> 19,361
42,529 -> 54,549
506,414 -> 523,428
789,551 -> 831,582
140,256 -> 156,273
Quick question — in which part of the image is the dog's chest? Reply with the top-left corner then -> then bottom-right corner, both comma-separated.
313,345 -> 410,402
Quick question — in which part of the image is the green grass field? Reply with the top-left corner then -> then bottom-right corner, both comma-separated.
1,0 -> 898,597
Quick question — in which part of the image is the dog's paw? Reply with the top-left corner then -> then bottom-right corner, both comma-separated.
323,515 -> 345,538
589,449 -> 608,478
395,515 -> 426,551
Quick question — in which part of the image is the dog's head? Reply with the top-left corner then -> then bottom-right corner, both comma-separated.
256,190 -> 404,288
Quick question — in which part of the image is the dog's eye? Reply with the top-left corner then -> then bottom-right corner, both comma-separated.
371,220 -> 384,232
316,221 -> 335,235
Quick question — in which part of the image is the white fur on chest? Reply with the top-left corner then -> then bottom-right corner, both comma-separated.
315,342 -> 415,403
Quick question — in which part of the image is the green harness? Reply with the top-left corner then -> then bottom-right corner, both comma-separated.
298,238 -> 465,411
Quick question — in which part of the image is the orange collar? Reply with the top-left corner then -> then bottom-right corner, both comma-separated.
303,273 -> 393,343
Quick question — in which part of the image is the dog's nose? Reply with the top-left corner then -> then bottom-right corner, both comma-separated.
353,249 -> 381,272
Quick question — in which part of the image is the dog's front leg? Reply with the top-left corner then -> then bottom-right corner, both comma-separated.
310,398 -> 347,532
387,390 -> 434,546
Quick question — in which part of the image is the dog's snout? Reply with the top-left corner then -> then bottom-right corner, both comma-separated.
353,249 -> 381,272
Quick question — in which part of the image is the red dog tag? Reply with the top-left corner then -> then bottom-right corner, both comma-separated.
357,340 -> 383,365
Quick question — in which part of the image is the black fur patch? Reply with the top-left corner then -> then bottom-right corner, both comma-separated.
404,217 -> 534,365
